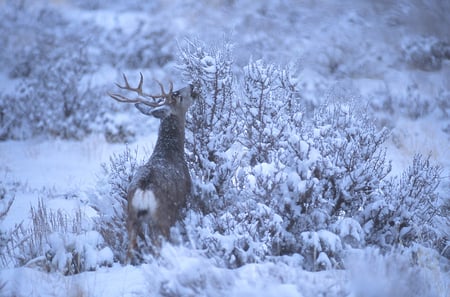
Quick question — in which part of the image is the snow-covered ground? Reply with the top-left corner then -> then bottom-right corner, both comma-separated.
0,133 -> 448,296
1,1 -> 449,296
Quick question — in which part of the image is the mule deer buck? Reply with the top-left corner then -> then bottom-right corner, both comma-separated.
109,73 -> 197,263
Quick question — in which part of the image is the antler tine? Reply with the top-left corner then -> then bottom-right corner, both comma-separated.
153,80 -> 174,103
108,92 -> 143,104
169,81 -> 173,95
153,80 -> 165,98
115,72 -> 145,96
109,73 -> 170,107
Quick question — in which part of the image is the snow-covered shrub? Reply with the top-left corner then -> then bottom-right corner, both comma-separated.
102,112 -> 137,143
176,38 -> 443,270
0,182 -> 15,222
178,37 -> 238,213
240,59 -> 298,166
396,83 -> 434,119
241,59 -> 281,165
0,181 -> 17,268
0,3 -> 114,140
299,230 -> 343,271
0,76 -> 105,140
311,103 -> 391,219
363,154 -> 443,250
99,21 -> 175,70
178,40 -> 304,268
431,40 -> 450,61
0,3 -> 69,79
437,89 -> 450,117
45,230 -> 113,274
274,102 -> 390,261
333,217 -> 365,248
1,198 -> 112,274
185,200 -> 284,268
101,145 -> 146,201
401,36 -> 448,71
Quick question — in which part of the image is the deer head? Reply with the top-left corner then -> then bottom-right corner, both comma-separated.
109,72 -> 197,121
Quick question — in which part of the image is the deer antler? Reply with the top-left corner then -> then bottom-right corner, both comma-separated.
108,73 -> 174,107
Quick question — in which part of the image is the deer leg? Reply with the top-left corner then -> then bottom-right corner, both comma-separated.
126,217 -> 141,264
154,224 -> 170,252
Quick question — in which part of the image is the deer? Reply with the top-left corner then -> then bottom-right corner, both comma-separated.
109,73 -> 197,263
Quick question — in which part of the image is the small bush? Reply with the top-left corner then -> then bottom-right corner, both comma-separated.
1,198 -> 112,274
98,22 -> 175,69
363,154 -> 443,250
401,37 -> 443,71
0,181 -> 16,268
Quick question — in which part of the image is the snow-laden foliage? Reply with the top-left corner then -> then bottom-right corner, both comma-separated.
174,38 -> 445,270
0,181 -> 16,267
0,3 -> 108,140
401,36 -> 450,71
178,37 -> 238,214
98,22 -> 174,70
1,198 -> 113,274
363,154 -> 443,249
240,59 -> 299,166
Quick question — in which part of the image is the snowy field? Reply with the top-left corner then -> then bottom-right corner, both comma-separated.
0,1 -> 449,296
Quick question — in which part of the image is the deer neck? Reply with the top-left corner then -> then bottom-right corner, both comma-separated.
152,114 -> 186,158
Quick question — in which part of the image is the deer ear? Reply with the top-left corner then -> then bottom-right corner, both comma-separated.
134,103 -> 153,116
135,103 -> 170,118
150,106 -> 170,119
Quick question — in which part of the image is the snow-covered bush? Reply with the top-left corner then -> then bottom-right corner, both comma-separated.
98,22 -> 175,70
102,112 -> 138,143
175,38 -> 445,270
396,83 -> 434,119
299,230 -> 343,271
333,217 -> 365,249
178,37 -> 238,213
0,181 -> 17,268
259,102 -> 390,268
101,146 -> 146,201
363,154 -> 443,250
1,198 -> 112,274
0,3 -> 69,79
310,103 -> 391,220
240,59 -> 298,166
0,76 -> 106,140
437,89 -> 450,117
401,36 -> 449,71
185,200 -> 284,268
0,3 -> 112,140
401,37 -> 440,71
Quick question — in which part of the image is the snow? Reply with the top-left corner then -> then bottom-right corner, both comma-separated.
1,0 -> 449,296
334,218 -> 365,247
